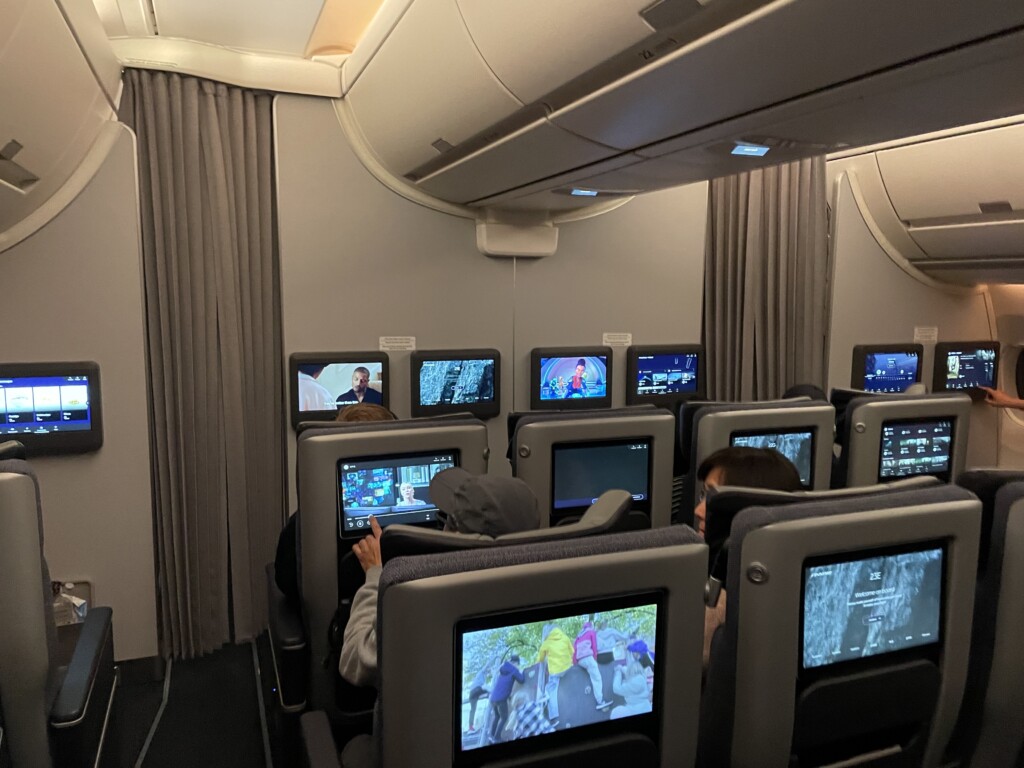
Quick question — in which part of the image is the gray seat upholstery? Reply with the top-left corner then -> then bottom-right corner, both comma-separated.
375,525 -> 707,768
0,457 -> 116,768
379,488 -> 634,563
946,470 -> 1024,767
700,482 -> 980,768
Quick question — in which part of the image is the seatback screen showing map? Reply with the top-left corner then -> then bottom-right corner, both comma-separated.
337,450 -> 457,537
802,545 -> 944,669
933,342 -> 998,394
878,418 -> 953,481
411,349 -> 500,419
730,428 -> 815,488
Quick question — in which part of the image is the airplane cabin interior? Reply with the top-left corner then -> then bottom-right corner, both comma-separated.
1,0 -> 1024,766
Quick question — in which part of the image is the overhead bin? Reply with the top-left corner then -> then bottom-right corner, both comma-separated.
341,0 -> 1024,213
0,0 -> 114,240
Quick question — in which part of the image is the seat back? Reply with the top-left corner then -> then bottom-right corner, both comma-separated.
509,406 -> 674,528
296,416 -> 489,713
946,471 -> 1024,767
379,488 -> 634,563
379,525 -> 708,768
838,392 -> 972,488
0,459 -> 58,768
683,400 -> 835,517
700,482 -> 980,768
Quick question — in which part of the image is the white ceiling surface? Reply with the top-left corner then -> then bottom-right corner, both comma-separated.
91,0 -> 383,57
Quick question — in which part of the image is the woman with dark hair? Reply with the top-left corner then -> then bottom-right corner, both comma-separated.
695,447 -> 802,667
693,446 -> 802,536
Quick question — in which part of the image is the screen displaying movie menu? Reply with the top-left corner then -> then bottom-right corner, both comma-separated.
0,374 -> 92,434
337,450 -> 457,536
863,351 -> 920,393
878,418 -> 953,481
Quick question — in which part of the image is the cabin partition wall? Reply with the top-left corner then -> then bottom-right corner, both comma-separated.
703,155 -> 830,400
121,69 -> 285,658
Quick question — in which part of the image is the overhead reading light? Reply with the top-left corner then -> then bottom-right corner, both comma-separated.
731,142 -> 771,157
570,188 -> 600,197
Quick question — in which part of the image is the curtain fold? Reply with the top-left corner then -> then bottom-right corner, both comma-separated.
703,156 -> 830,401
121,69 -> 285,658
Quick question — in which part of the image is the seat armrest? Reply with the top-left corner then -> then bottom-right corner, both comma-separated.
300,711 -> 341,768
267,563 -> 306,649
50,608 -> 113,726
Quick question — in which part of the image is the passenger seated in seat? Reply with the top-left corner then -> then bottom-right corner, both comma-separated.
695,447 -> 802,666
340,467 -> 541,687
273,403 -> 397,609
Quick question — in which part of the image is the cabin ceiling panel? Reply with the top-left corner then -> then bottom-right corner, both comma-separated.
151,0 -> 326,56
305,0 -> 382,56
455,0 -> 654,105
91,0 -> 152,37
0,0 -> 32,58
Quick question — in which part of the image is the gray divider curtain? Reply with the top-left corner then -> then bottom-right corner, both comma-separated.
703,156 -> 830,401
120,69 -> 285,658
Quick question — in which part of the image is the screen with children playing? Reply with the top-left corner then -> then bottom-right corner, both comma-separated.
801,544 -> 944,670
336,450 -> 457,537
455,595 -> 660,757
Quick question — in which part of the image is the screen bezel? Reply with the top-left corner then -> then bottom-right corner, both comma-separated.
877,417 -> 955,483
410,349 -> 501,419
549,437 -> 653,521
335,448 -> 458,539
289,351 -> 390,429
798,540 -> 946,677
850,344 -> 924,393
931,340 -> 1000,399
728,427 -> 816,489
530,347 -> 613,411
453,590 -> 665,767
625,344 -> 704,406
0,361 -> 103,456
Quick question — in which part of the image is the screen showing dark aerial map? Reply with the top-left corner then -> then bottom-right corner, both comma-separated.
418,358 -> 496,406
802,546 -> 943,670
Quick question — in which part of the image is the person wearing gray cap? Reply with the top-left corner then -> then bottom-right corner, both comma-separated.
339,468 -> 542,688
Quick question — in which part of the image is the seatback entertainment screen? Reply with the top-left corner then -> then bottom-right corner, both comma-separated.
933,341 -> 998,394
802,545 -> 944,669
878,418 -> 953,481
551,439 -> 651,519
411,349 -> 500,419
730,428 -> 815,488
0,362 -> 103,455
456,595 -> 660,756
850,345 -> 923,394
530,348 -> 613,410
337,450 -> 456,537
289,352 -> 389,429
625,345 -> 703,405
